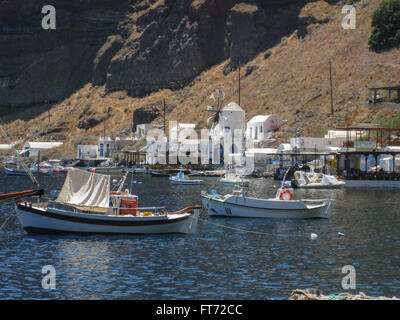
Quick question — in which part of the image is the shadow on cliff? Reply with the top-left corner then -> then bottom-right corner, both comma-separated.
228,0 -> 342,69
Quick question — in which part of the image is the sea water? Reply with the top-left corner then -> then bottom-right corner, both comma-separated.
0,172 -> 399,299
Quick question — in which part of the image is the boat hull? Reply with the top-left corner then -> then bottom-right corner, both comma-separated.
201,195 -> 333,219
4,166 -> 51,176
16,204 -> 200,235
170,178 -> 203,185
221,180 -> 250,187
291,182 -> 346,189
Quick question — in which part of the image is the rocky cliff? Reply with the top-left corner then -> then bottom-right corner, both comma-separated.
0,0 -> 130,111
0,0 -> 340,113
1,0 -> 399,158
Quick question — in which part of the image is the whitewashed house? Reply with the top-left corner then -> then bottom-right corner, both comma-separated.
290,137 -> 346,153
77,145 -> 98,159
324,130 -> 356,140
170,123 -> 196,141
98,137 -> 115,158
211,102 -> 245,139
21,142 -> 63,158
98,136 -> 136,159
136,123 -> 154,139
246,114 -> 284,144
245,148 -> 277,165
277,143 -> 292,154
0,144 -> 15,154
210,102 -> 246,160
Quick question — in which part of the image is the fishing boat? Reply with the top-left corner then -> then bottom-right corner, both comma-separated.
150,170 -> 170,177
201,186 -> 335,219
51,164 -> 69,174
284,171 -> 346,189
169,171 -> 203,185
122,166 -> 149,174
16,168 -> 201,234
4,165 -> 51,176
220,172 -> 250,187
0,123 -> 44,210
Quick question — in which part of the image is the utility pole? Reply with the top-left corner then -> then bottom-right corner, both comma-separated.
329,61 -> 334,115
103,106 -> 106,138
238,64 -> 241,106
163,99 -> 166,133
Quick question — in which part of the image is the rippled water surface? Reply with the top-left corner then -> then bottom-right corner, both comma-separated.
0,172 -> 399,299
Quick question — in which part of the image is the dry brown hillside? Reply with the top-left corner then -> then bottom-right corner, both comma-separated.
2,0 -> 400,158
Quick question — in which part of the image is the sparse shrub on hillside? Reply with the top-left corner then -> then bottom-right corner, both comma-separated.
83,101 -> 92,114
222,62 -> 231,76
264,49 -> 272,59
368,0 -> 400,51
73,135 -> 97,147
245,63 -> 257,76
280,36 -> 288,46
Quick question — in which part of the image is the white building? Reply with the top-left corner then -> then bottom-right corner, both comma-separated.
170,123 -> 196,142
277,143 -> 292,153
212,102 -> 245,139
98,137 -> 115,158
98,137 -> 136,159
290,137 -> 346,153
0,144 -> 14,154
245,148 -> 277,165
246,114 -> 284,143
21,142 -> 63,158
211,102 -> 245,158
136,123 -> 154,139
77,145 -> 98,159
324,130 -> 356,140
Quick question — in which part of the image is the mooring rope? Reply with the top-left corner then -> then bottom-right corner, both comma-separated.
198,217 -> 286,236
0,205 -> 18,231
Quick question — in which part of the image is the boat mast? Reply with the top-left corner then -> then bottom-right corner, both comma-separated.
0,119 -> 40,190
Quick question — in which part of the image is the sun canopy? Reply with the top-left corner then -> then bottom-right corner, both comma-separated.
56,168 -> 110,210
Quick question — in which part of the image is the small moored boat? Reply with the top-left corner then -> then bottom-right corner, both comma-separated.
16,168 -> 201,234
201,186 -> 335,219
220,172 -> 250,187
169,171 -> 203,185
284,171 -> 345,189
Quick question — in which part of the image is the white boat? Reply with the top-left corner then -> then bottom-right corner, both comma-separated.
4,165 -> 51,176
201,186 -> 335,219
170,171 -> 203,185
220,172 -> 250,187
50,164 -> 68,174
122,166 -> 149,174
284,171 -> 346,189
16,168 -> 201,234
